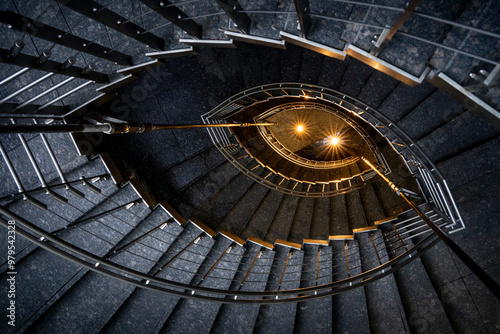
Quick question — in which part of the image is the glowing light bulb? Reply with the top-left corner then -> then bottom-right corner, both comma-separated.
331,137 -> 339,145
296,125 -> 304,132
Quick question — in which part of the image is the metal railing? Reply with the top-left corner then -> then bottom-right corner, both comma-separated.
0,206 -> 443,304
254,101 -> 378,170
202,83 -> 394,197
202,82 -> 465,233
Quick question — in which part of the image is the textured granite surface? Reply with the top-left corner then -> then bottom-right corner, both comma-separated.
382,225 -> 455,334
358,231 -> 410,334
331,239 -> 370,334
211,243 -> 275,334
1,1 -> 499,332
216,181 -> 270,235
294,244 -> 333,333
255,245 -> 304,334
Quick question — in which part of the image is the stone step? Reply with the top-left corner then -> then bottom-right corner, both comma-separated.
359,184 -> 386,224
417,110 -> 499,165
101,221 -> 216,334
287,197 -> 315,243
294,244 -> 333,333
0,132 -> 88,198
309,197 -> 331,240
26,204 -> 178,334
0,156 -> 117,273
346,190 -> 368,231
159,235 -> 245,333
428,0 -> 500,83
264,194 -> 301,243
210,242 -> 276,334
240,188 -> 285,240
257,45 -> 283,85
331,238 -> 370,333
330,194 -> 349,235
375,0 -> 466,77
193,171 -> 256,231
337,57 -> 375,98
378,80 -> 437,123
397,90 -> 463,141
357,230 -> 410,334
168,160 -> 242,219
217,182 -> 271,235
254,245 -> 304,334
358,71 -> 401,109
235,42 -> 266,88
280,43 -> 305,82
377,223 -> 455,334
148,145 -> 227,199
0,183 -> 150,333
299,49 -> 326,85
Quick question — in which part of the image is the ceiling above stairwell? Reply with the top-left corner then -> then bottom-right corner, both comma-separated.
237,96 -> 380,182
261,105 -> 364,161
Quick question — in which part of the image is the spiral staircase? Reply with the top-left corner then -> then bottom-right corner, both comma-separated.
0,0 -> 500,333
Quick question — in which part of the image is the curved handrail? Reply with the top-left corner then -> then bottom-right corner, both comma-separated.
0,205 -> 442,303
202,83 -> 464,230
254,101 -> 375,170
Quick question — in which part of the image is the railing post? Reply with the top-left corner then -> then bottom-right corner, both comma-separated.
139,0 -> 202,38
52,199 -> 142,233
14,119 -> 69,204
344,240 -> 350,278
215,0 -> 251,34
294,0 -> 312,38
278,250 -> 292,291
0,142 -> 47,210
238,250 -> 262,291
316,247 -> 321,286
159,234 -> 203,271
109,218 -> 175,256
198,243 -> 235,286
369,232 -> 382,266
0,49 -> 109,83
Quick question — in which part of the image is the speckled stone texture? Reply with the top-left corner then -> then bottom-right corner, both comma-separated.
254,245 -> 304,334
1,1 -> 500,332
0,183 -> 151,334
331,239 -> 370,334
101,222 -> 215,334
211,242 -> 275,334
294,244 -> 333,333
26,206 -> 175,334
357,230 -> 410,334
0,155 -> 116,271
159,235 -> 244,333
377,222 -> 455,334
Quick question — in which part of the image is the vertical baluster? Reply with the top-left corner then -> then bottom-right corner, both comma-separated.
198,242 -> 235,286
278,250 -> 292,291
0,141 -> 47,209
238,250 -> 262,291
159,234 -> 204,271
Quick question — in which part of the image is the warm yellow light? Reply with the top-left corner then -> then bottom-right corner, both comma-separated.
296,125 -> 304,132
331,137 -> 339,145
